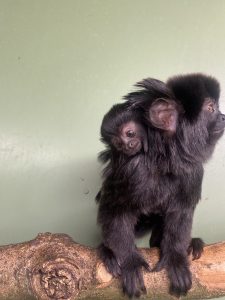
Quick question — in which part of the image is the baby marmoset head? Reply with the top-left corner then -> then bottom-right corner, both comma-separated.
100,102 -> 148,157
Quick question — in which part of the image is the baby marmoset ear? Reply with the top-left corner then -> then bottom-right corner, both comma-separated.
148,98 -> 179,134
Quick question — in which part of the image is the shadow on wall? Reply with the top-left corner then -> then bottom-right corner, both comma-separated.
0,153 -> 103,247
40,157 -> 103,246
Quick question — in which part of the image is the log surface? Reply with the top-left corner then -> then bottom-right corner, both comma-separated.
0,233 -> 224,299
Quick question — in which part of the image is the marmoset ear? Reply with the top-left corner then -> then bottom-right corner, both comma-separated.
149,98 -> 179,134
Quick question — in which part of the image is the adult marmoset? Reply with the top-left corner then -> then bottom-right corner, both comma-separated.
97,74 -> 225,298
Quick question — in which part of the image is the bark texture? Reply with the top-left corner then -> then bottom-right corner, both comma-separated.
0,233 -> 224,300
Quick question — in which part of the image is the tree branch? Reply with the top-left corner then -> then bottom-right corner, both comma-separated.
0,233 -> 224,299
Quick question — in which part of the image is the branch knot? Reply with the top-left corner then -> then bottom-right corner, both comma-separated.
31,258 -> 81,299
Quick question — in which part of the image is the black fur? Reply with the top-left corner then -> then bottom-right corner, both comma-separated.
167,73 -> 220,121
97,74 -> 225,298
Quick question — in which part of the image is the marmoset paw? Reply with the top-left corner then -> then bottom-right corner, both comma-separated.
168,262 -> 192,297
98,244 -> 121,277
121,254 -> 150,298
188,238 -> 204,260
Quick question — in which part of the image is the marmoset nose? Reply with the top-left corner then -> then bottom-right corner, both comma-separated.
128,140 -> 138,149
220,114 -> 225,121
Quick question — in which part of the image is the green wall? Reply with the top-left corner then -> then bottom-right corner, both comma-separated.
0,1 -> 225,298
